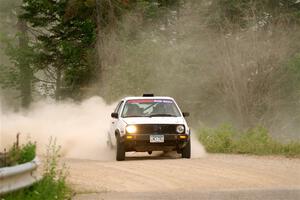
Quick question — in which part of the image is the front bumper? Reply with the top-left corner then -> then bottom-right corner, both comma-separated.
122,134 -> 189,152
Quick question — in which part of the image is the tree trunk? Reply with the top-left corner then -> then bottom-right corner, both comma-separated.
17,18 -> 32,108
55,67 -> 62,101
95,0 -> 103,89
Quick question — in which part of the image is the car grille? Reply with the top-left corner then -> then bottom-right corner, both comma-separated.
134,124 -> 182,134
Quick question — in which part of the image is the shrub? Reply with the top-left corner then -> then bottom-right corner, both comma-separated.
6,141 -> 36,166
199,124 -> 236,153
198,124 -> 300,157
282,142 -> 300,157
2,138 -> 71,200
234,126 -> 281,155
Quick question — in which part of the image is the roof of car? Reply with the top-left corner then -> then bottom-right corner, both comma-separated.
122,96 -> 174,101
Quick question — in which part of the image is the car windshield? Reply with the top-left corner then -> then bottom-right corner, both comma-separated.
121,99 -> 181,118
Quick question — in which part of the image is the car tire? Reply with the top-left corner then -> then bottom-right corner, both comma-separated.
116,136 -> 125,161
181,139 -> 191,159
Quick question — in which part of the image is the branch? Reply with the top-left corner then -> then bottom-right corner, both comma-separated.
33,76 -> 55,84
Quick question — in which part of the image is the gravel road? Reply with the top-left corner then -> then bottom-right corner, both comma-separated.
69,154 -> 300,200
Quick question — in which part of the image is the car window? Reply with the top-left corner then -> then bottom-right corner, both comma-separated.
114,101 -> 123,113
121,99 -> 181,118
117,101 -> 124,114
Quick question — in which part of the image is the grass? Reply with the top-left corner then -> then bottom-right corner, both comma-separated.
1,138 -> 72,200
6,141 -> 36,166
198,124 -> 300,157
1,139 -> 36,167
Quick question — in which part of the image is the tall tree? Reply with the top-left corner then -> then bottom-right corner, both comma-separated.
17,18 -> 32,107
20,0 -> 97,100
0,0 -> 33,108
1,0 -> 183,104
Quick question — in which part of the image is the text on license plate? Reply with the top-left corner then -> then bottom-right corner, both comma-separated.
150,135 -> 164,143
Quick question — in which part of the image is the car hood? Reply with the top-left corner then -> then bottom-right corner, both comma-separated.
122,117 -> 185,125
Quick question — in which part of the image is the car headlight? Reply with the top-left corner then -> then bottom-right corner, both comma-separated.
126,125 -> 137,134
176,125 -> 185,134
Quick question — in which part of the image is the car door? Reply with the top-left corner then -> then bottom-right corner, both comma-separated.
109,101 -> 124,146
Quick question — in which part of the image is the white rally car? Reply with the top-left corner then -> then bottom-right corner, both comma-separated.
107,94 -> 191,161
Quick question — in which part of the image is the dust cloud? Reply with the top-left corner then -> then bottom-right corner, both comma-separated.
0,97 -> 116,160
190,133 -> 206,158
0,96 -> 206,160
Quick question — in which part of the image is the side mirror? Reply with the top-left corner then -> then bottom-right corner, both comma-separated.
182,112 -> 190,117
111,112 -> 119,118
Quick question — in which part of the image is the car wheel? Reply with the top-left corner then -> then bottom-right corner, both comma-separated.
116,136 -> 125,161
181,139 -> 191,159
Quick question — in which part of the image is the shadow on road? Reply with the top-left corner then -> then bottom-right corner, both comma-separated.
125,151 -> 181,161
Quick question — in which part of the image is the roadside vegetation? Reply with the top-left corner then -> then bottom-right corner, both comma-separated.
1,138 -> 72,200
198,124 -> 300,157
6,141 -> 36,166
0,135 -> 36,167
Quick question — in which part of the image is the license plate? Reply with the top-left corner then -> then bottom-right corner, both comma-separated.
150,135 -> 164,143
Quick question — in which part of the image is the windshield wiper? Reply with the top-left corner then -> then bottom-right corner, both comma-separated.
149,114 -> 177,117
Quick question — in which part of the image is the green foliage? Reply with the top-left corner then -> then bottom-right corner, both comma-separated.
18,141 -> 36,164
16,0 -> 182,101
0,63 -> 19,90
2,138 -> 71,200
198,124 -> 300,157
0,25 -> 35,90
234,127 -> 282,155
286,53 -> 300,94
7,141 -> 36,166
282,142 -> 300,157
208,0 -> 300,31
17,0 -> 97,99
135,0 -> 181,20
198,124 -> 236,153
0,0 -> 182,102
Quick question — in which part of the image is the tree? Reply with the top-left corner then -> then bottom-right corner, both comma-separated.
20,0 -> 97,100
0,0 -> 34,108
17,18 -> 32,107
208,0 -> 300,32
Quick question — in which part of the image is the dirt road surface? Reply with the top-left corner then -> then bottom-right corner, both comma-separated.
69,154 -> 300,200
